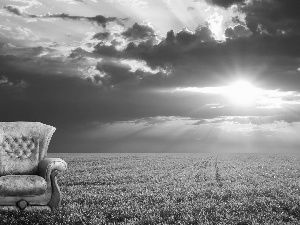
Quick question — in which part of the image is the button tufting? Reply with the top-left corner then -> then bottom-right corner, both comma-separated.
11,142 -> 17,149
29,143 -> 35,150
22,142 -> 27,149
1,135 -> 36,159
15,149 -> 22,157
2,142 -> 8,149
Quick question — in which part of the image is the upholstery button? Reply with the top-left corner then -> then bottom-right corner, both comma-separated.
22,142 -> 27,149
2,142 -> 8,148
7,136 -> 13,142
29,143 -> 35,150
24,149 -> 32,157
27,150 -> 32,157
10,142 -> 17,149
15,149 -> 22,157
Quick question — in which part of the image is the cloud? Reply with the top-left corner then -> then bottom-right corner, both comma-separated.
225,25 -> 252,39
240,0 -> 300,35
93,59 -> 164,87
104,0 -> 148,8
92,32 -> 111,40
69,22 -> 300,91
0,25 -> 40,45
0,75 -> 28,88
93,43 -> 120,57
121,26 -> 215,69
3,6 -> 122,28
193,116 -> 292,126
69,47 -> 97,59
55,0 -> 87,3
3,5 -> 23,16
0,44 -> 53,57
96,60 -> 139,85
195,0 -> 300,36
70,116 -> 300,153
2,43 -> 300,154
194,0 -> 246,8
43,13 -> 120,28
122,22 -> 156,41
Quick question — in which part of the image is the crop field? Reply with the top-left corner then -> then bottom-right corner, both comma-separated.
2,153 -> 300,224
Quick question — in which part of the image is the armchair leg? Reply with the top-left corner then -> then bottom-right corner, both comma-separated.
47,170 -> 62,210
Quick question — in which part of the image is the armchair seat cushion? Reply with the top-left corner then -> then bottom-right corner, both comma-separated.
0,175 -> 47,196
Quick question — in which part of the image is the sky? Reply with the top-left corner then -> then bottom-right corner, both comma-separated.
1,0 -> 300,153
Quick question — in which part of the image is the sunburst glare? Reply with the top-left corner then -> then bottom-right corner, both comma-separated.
225,80 -> 262,106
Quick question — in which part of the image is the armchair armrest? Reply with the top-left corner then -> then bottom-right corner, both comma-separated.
38,158 -> 67,210
38,158 -> 67,180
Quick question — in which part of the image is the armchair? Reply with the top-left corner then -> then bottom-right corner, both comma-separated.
0,122 -> 67,211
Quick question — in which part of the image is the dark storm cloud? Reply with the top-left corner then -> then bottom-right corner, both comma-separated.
195,0 -> 300,35
120,27 -> 215,69
63,21 -> 298,91
241,0 -> 300,35
0,50 -> 229,126
0,51 -> 199,124
122,23 -> 156,40
3,2 -> 300,117
92,26 -> 300,90
0,54 -> 111,126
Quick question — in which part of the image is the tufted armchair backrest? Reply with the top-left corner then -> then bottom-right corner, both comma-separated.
0,122 -> 56,176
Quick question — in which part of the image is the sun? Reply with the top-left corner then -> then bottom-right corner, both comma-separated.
225,80 -> 261,106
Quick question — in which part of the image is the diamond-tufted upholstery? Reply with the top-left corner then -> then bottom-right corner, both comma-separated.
0,136 -> 39,175
0,122 -> 67,211
2,136 -> 37,158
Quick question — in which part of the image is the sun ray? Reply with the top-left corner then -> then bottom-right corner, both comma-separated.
224,80 -> 261,106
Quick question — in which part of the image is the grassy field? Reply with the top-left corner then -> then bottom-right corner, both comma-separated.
2,153 -> 300,224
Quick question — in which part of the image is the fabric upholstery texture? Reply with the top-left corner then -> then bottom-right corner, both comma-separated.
0,122 -> 56,176
0,175 -> 47,196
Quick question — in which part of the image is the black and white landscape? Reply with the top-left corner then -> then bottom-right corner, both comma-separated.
1,0 -> 300,223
